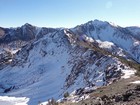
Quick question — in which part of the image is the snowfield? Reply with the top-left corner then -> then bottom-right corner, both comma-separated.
0,96 -> 29,105
131,80 -> 140,84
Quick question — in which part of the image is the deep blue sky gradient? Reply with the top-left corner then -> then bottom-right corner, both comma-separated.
0,0 -> 140,28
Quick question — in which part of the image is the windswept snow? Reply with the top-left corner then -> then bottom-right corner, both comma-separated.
0,96 -> 29,105
130,80 -> 140,84
96,40 -> 114,49
121,69 -> 136,79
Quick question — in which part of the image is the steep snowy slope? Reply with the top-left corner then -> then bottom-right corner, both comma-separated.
0,96 -> 29,105
0,29 -> 125,104
0,20 -> 139,105
126,26 -> 140,40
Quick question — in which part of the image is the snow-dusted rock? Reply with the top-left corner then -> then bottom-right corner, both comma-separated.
0,20 -> 139,105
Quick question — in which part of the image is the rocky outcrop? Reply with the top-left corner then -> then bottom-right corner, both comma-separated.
88,85 -> 140,105
0,27 -> 5,38
11,43 -> 33,66
0,23 -> 57,44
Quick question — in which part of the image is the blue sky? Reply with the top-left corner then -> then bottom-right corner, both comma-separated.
0,0 -> 140,28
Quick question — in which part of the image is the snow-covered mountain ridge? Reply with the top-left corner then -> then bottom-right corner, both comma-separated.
0,20 -> 139,105
71,20 -> 140,62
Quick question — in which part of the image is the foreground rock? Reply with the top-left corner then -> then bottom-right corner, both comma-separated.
60,76 -> 140,105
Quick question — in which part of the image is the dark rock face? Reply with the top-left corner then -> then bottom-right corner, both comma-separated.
16,24 -> 36,41
11,44 -> 34,66
36,27 -> 57,39
115,95 -> 123,102
0,27 -> 30,44
0,28 -> 11,43
94,85 -> 140,105
0,24 -> 36,43
135,85 -> 140,91
0,27 -> 5,38
4,86 -> 15,93
75,88 -> 85,95
0,23 -> 57,44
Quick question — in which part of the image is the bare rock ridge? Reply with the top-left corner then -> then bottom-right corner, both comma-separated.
0,23 -> 57,43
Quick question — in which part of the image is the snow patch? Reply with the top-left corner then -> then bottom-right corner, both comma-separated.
130,81 -> 140,84
0,96 -> 29,105
121,69 -> 136,79
97,40 -> 114,49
